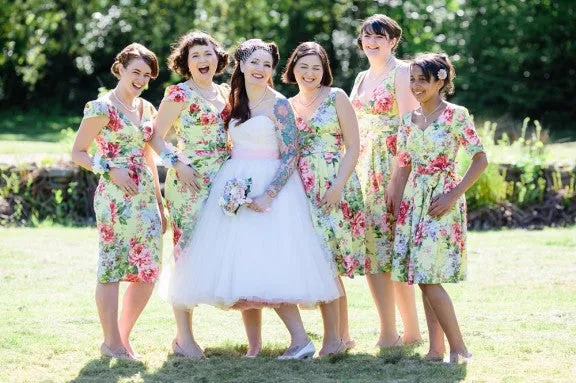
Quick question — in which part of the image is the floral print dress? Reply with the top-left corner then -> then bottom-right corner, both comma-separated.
350,68 -> 400,273
162,82 -> 230,258
84,95 -> 162,283
295,88 -> 367,277
392,104 -> 485,284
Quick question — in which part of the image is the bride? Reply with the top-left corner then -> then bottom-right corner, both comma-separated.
161,39 -> 342,359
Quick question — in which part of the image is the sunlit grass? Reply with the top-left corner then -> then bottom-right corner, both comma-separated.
1,227 -> 575,382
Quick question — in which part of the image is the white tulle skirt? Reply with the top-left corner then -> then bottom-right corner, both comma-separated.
158,156 -> 342,310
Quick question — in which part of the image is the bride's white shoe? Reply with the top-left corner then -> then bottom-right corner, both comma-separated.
277,341 -> 315,360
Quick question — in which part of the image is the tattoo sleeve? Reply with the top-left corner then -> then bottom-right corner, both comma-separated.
265,98 -> 299,197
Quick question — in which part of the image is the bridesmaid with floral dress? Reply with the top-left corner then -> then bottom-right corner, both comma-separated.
149,32 -> 230,359
388,53 -> 487,363
282,42 -> 365,354
350,14 -> 422,347
71,43 -> 166,359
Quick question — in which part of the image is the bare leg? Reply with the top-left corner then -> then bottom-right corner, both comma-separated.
274,305 -> 310,348
337,277 -> 354,347
319,298 -> 344,355
421,292 -> 446,359
393,281 -> 422,344
419,284 -> 468,357
172,306 -> 204,357
366,272 -> 400,347
95,282 -> 124,351
118,281 -> 154,355
242,309 -> 262,356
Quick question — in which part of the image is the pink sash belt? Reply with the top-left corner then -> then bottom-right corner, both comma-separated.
232,148 -> 280,160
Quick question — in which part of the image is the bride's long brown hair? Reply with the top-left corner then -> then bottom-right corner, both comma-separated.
226,39 -> 279,129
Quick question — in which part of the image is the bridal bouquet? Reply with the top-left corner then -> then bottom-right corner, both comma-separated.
218,177 -> 253,216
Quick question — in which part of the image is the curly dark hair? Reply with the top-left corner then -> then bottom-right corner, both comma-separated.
226,39 -> 280,129
411,52 -> 456,97
167,31 -> 229,78
281,41 -> 333,86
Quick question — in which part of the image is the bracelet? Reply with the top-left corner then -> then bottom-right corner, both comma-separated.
92,153 -> 113,180
160,143 -> 180,168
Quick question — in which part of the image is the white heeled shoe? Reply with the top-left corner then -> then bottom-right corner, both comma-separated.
448,351 -> 472,364
277,341 -> 315,360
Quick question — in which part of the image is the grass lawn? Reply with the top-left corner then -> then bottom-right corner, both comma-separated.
1,227 -> 575,382
0,111 -> 80,162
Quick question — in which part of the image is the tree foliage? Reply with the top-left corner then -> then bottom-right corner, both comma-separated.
1,0 -> 574,131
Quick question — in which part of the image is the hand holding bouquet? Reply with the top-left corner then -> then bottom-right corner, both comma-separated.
218,177 -> 253,216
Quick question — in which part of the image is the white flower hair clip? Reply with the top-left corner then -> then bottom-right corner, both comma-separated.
437,69 -> 448,80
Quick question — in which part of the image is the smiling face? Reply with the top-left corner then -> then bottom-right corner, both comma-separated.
118,58 -> 152,97
293,54 -> 323,91
410,64 -> 444,103
361,28 -> 397,60
188,43 -> 218,83
240,49 -> 274,86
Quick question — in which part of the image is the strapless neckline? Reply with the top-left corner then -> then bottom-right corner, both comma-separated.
231,115 -> 274,127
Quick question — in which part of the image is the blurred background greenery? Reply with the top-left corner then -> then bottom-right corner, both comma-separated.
1,0 -> 574,139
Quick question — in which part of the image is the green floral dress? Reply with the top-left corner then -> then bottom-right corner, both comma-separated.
84,95 -> 162,284
295,88 -> 367,277
392,104 -> 485,284
162,82 -> 230,259
350,68 -> 400,273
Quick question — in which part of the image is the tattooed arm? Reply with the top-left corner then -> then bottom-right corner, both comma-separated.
266,97 -> 299,197
247,97 -> 299,212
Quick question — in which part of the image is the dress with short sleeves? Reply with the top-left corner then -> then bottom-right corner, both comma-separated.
162,82 -> 230,258
392,104 -> 485,284
84,94 -> 162,283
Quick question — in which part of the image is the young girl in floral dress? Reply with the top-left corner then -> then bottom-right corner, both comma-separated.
388,53 -> 488,363
282,42 -> 365,354
350,14 -> 421,347
71,43 -> 166,359
148,32 -> 230,359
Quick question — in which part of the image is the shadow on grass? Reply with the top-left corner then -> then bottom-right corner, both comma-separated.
138,344 -> 467,383
69,356 -> 147,383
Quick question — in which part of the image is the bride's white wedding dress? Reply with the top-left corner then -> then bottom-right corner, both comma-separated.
160,115 -> 342,309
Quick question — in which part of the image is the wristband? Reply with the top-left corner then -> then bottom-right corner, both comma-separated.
92,153 -> 113,180
160,143 -> 180,168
